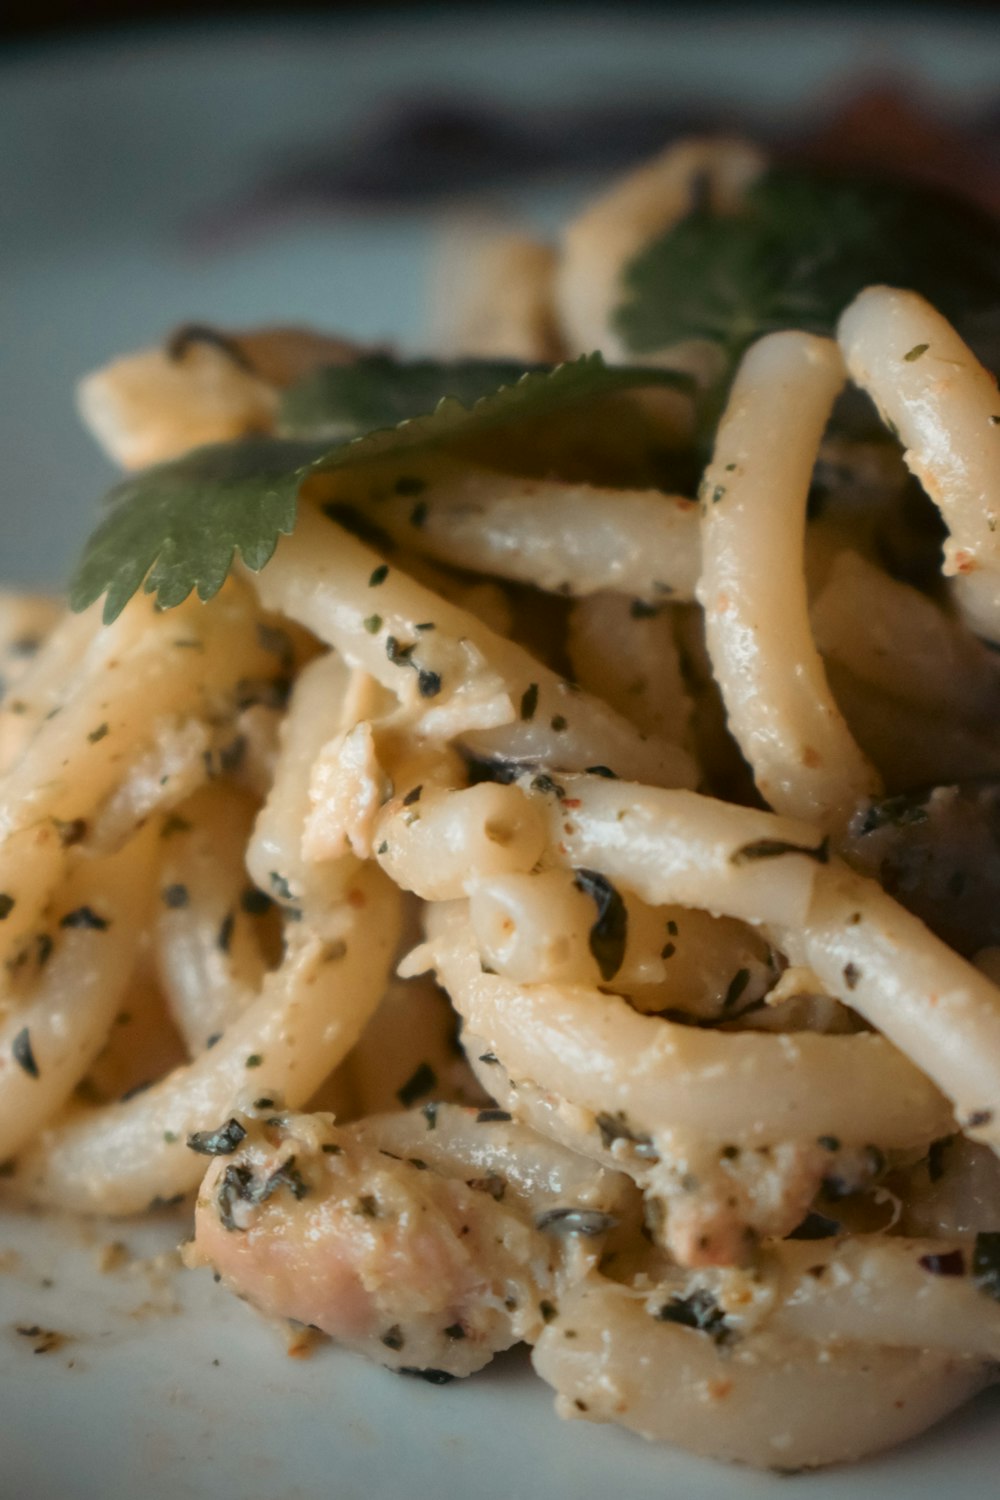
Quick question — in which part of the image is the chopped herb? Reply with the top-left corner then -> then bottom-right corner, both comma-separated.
205,1032 -> 222,1049
87,722 -> 109,744
655,1289 -> 727,1342
187,1118 -> 247,1157
972,1233 -> 1000,1300
321,1142 -> 342,1155
34,934 -> 52,968
842,962 -> 861,991
355,1194 -> 379,1218
854,794 -> 929,835
535,1207 -> 618,1237
965,1109 -> 994,1129
261,1157 -> 309,1203
161,884 -> 189,910
788,1211 -> 841,1240
585,764 -> 617,778
385,635 -> 413,667
376,841 -> 389,856
476,1109 -> 512,1123
12,1027 -> 39,1078
417,668 -> 442,698
595,1113 -> 658,1160
215,1165 -> 256,1230
443,1323 -> 465,1340
478,1051 -> 499,1065
415,621 -> 435,631
245,1053 -> 263,1069
466,1173 -> 506,1201
396,1061 -> 437,1108
269,872 -> 295,903
369,564 -> 389,588
723,967 -> 751,1010
381,1325 -> 405,1351
539,1300 -> 558,1324
51,817 -> 88,848
817,1135 -> 841,1152
665,919 -> 678,936
217,912 -> 234,952
163,1130 -> 178,1144
422,1102 -> 439,1130
398,1367 -> 455,1385
660,941 -> 676,960
363,613 -> 382,634
402,784 -> 423,807
550,714 -> 567,732
573,869 -> 628,982
904,343 -> 929,362
730,836 -> 829,866
629,599 -> 659,619
0,893 -> 14,920
918,1249 -> 965,1277
519,683 -> 539,721
530,773 -> 564,799
59,906 -> 109,931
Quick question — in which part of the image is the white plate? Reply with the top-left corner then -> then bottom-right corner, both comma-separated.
2,10 -> 1000,1498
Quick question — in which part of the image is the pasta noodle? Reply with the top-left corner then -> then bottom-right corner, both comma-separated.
5,134 -> 1000,1478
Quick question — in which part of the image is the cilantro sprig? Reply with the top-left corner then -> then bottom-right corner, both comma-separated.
615,166 -> 1000,374
70,354 -> 692,621
278,354 -> 549,437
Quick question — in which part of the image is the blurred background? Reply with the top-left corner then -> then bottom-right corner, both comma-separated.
2,2 -> 999,584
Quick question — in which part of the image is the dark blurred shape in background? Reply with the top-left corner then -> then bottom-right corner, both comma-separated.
4,0 -> 1000,44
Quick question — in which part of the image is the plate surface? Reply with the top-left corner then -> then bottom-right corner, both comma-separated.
2,9 -> 1000,1498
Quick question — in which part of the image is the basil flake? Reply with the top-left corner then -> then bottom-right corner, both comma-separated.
573,868 -> 628,982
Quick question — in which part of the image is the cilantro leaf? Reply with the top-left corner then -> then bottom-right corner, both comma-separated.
615,168 -> 1000,360
279,354 -> 549,437
70,354 -> 692,622
69,438 -> 328,622
303,352 -> 691,479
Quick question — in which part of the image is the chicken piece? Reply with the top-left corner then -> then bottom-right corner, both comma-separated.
189,1101 -> 638,1379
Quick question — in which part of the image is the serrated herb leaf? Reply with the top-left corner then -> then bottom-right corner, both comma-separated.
616,168 -> 1000,362
70,438 -> 329,623
70,356 -> 692,622
279,354 -> 549,437
302,352 -> 691,484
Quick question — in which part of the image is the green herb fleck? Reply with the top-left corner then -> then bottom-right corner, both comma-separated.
573,869 -> 628,982
60,906 -> 109,931
730,837 -> 829,866
12,1026 -> 39,1078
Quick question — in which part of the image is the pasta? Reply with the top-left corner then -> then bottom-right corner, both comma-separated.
4,134 -> 1000,1476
